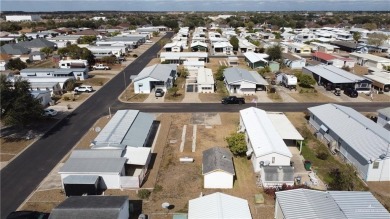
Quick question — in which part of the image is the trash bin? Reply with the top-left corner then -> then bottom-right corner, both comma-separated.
304,161 -> 312,171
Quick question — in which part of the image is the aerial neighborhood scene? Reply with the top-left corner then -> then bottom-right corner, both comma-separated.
1,0 -> 390,218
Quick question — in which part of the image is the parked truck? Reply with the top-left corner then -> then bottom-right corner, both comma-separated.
92,64 -> 110,70
281,73 -> 298,90
221,96 -> 245,105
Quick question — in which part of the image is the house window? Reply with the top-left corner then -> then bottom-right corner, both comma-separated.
373,162 -> 379,169
272,157 -> 275,164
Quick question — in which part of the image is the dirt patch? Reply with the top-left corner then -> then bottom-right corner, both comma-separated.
20,189 -> 66,213
164,77 -> 186,102
368,181 -> 390,211
359,92 -> 390,102
82,77 -> 109,86
198,93 -> 223,102
120,82 -> 149,103
146,58 -> 161,67
0,138 -> 34,156
74,116 -> 111,150
289,92 -> 335,102
267,92 -> 282,102
352,64 -> 369,76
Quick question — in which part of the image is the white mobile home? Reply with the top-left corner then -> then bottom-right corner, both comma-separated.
223,67 -> 268,95
197,68 -> 214,93
159,52 -> 208,64
20,68 -> 89,80
282,53 -> 306,69
308,104 -> 390,181
239,107 -> 292,172
349,52 -> 390,69
133,64 -> 177,94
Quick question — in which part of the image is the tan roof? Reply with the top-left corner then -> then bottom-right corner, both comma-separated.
0,53 -> 11,60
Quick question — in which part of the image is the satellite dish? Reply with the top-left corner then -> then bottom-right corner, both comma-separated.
95,127 -> 101,132
162,202 -> 170,209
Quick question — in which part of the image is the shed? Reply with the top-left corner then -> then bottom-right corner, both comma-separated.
188,192 -> 252,219
49,196 -> 129,219
63,175 -> 101,196
202,147 -> 235,189
133,64 -> 177,94
30,90 -> 52,106
244,52 -> 269,69
239,107 -> 292,173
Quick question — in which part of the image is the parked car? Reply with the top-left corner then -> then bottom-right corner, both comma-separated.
344,88 -> 358,98
92,64 -> 110,70
6,211 -> 49,219
74,85 -> 93,93
155,88 -> 165,97
221,96 -> 245,105
43,108 -> 57,117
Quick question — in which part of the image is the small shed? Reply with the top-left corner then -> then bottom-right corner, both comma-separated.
63,175 -> 101,196
202,147 -> 235,189
268,61 -> 280,72
30,90 -> 52,106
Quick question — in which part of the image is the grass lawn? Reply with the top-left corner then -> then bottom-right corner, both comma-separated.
299,125 -> 368,191
164,77 -> 185,102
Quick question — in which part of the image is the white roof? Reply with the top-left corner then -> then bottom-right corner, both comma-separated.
164,41 -> 183,48
188,192 -> 252,219
364,72 -> 390,85
350,53 -> 390,63
191,41 -> 207,48
123,147 -> 151,165
197,68 -> 214,85
133,64 -> 177,82
267,112 -> 304,141
160,52 -> 208,60
308,104 -> 390,161
244,52 -> 269,63
212,41 -> 233,48
183,61 -> 205,67
240,107 -> 292,158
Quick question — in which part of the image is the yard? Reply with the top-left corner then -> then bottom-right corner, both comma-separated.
164,77 -> 186,102
119,82 -> 149,102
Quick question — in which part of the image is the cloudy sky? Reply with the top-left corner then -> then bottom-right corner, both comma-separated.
1,0 -> 389,12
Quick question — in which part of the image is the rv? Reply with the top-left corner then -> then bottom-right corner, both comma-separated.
281,73 -> 298,90
59,59 -> 88,69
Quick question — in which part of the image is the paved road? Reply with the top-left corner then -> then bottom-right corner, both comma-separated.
0,32 -> 174,218
111,101 -> 390,113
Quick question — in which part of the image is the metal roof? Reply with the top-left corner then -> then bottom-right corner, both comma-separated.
190,41 -> 207,48
59,158 -> 126,173
160,52 -> 208,60
308,104 -> 390,161
267,112 -> 304,141
304,65 -> 364,84
377,107 -> 390,118
20,68 -> 87,74
133,64 -> 177,82
0,44 -> 30,55
197,68 -> 214,85
94,110 -> 139,145
282,53 -> 303,61
244,52 -> 269,63
123,147 -> 151,165
275,189 -> 347,219
90,143 -> 127,150
18,38 -> 56,48
240,107 -> 292,158
69,149 -> 122,159
364,72 -> 390,85
263,166 -> 294,182
49,196 -> 128,219
188,192 -> 252,219
312,51 -> 336,61
121,112 -> 154,147
223,67 -> 268,85
329,191 -> 390,219
63,175 -> 99,185
202,147 -> 235,175
350,52 -> 390,63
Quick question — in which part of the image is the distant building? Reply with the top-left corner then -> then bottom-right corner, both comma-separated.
5,15 -> 41,22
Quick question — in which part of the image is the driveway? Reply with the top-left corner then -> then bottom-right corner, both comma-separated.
144,92 -> 165,103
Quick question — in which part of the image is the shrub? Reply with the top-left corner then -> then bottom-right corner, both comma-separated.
63,96 -> 70,101
132,54 -> 138,58
316,152 -> 329,160
154,184 -> 163,192
137,189 -> 151,199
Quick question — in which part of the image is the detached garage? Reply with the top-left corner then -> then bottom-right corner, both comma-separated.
63,175 -> 101,196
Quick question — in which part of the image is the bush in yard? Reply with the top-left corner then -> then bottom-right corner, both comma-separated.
225,132 -> 247,156
168,86 -> 179,97
132,54 -> 138,58
316,151 -> 329,160
328,167 -> 355,191
216,65 -> 227,81
137,189 -> 151,199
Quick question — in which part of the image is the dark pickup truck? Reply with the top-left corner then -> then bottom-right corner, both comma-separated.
221,96 -> 245,105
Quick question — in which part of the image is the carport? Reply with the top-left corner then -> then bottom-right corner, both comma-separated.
267,112 -> 304,153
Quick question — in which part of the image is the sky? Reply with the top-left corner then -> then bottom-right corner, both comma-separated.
1,0 -> 389,12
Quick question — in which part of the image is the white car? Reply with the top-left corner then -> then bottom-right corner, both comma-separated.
74,85 -> 93,93
43,109 -> 57,117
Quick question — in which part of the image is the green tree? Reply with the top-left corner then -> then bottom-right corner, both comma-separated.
77,35 -> 97,44
367,33 -> 388,48
266,45 -> 282,61
353,32 -> 361,43
168,86 -> 179,97
0,76 -> 43,127
152,31 -> 159,37
362,23 -> 377,31
40,47 -> 53,57
230,36 -> 239,51
297,74 -> 316,88
225,132 -> 247,156
216,65 -> 227,81
7,58 -> 27,70
216,29 -> 222,35
102,55 -> 117,65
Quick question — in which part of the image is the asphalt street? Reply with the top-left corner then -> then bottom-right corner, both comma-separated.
0,32 -> 174,218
